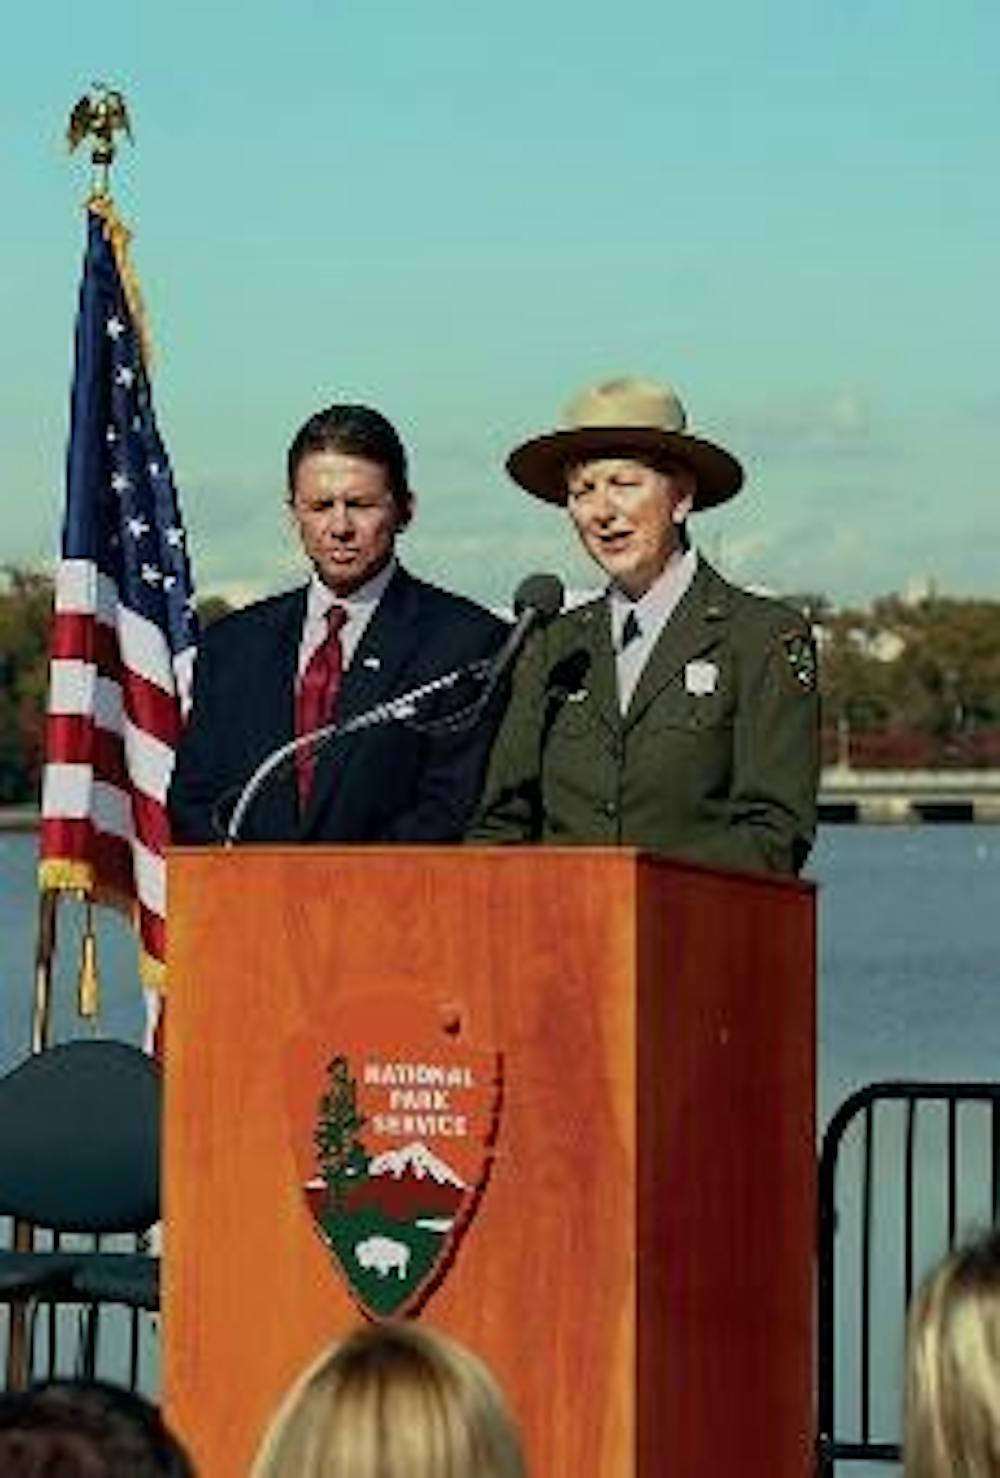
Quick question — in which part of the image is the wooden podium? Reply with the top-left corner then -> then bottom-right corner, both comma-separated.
164,847 -> 815,1478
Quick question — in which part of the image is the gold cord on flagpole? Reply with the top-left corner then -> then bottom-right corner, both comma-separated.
77,894 -> 101,1019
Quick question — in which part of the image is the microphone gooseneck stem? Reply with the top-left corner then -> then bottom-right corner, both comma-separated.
224,657 -> 492,845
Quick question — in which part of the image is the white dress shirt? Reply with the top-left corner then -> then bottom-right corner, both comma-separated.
297,558 -> 398,679
608,548 -> 698,715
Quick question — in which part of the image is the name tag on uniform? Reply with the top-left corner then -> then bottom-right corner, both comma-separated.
684,660 -> 718,696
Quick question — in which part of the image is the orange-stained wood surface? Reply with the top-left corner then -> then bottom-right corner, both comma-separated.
164,848 -> 815,1478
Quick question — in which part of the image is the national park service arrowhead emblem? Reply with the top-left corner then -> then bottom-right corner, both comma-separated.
284,997 -> 502,1318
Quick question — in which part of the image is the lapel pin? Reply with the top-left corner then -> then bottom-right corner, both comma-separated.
362,655 -> 381,671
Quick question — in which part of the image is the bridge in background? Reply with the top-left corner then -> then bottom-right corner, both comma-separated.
820,768 -> 1000,823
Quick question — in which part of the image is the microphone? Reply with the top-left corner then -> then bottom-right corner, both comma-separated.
480,573 -> 564,695
514,572 -> 565,624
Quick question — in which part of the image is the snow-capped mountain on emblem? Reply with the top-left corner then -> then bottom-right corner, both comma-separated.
368,1141 -> 466,1187
344,1143 -> 465,1222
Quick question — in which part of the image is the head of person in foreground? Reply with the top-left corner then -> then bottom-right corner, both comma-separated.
906,1227 -> 1000,1478
250,1320 -> 527,1478
0,1379 -> 195,1478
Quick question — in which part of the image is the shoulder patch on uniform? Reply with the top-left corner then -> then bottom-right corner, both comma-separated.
779,628 -> 817,693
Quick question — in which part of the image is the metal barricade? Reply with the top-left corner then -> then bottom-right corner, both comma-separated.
818,1081 -> 1000,1477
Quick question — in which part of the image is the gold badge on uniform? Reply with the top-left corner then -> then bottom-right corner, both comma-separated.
780,630 -> 818,693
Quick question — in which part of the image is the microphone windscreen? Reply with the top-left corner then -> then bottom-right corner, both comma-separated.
513,573 -> 565,622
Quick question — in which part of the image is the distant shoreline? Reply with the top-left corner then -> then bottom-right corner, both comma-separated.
0,808 -> 39,833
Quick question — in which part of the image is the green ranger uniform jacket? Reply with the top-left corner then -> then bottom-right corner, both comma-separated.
468,557 -> 820,875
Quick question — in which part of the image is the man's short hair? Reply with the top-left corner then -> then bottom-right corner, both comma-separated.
287,404 -> 411,509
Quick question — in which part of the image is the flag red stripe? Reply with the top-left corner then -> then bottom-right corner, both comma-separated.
49,610 -> 119,672
140,907 -> 165,966
120,668 -> 181,748
49,611 -> 181,746
44,713 -> 127,783
132,788 -> 170,856
39,819 -> 134,896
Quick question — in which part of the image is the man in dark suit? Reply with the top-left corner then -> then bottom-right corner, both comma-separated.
468,377 -> 820,875
169,404 -> 505,844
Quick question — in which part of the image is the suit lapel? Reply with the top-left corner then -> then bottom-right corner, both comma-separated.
623,560 -> 730,730
245,588 -> 304,841
300,567 -> 421,834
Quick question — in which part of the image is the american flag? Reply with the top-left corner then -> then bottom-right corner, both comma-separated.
38,202 -> 197,988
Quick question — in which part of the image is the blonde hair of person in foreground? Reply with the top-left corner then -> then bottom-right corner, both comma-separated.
250,1321 -> 526,1478
906,1228 -> 1000,1478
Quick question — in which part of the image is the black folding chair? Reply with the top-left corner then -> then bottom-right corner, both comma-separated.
0,1040 -> 160,1387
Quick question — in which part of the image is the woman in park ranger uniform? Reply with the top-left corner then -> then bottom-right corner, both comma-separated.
468,376 -> 820,876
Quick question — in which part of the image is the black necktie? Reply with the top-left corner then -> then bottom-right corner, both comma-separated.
620,610 -> 642,652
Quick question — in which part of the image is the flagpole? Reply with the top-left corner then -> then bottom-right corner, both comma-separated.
30,83 -> 133,1054
29,84 -> 131,1052
31,890 -> 60,1054
8,87 -> 140,1392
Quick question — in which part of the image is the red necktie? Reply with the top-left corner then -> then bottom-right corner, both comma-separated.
295,604 -> 347,807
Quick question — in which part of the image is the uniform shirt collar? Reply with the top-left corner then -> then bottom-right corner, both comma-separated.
608,547 -> 697,648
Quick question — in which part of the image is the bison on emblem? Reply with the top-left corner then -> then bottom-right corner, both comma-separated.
354,1234 -> 411,1280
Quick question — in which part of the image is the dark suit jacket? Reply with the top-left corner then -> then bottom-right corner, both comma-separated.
169,566 -> 506,844
467,558 -> 820,875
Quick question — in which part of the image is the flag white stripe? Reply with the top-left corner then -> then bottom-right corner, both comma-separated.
55,559 -> 117,624
118,604 -> 177,695
48,661 -> 124,730
123,718 -> 175,804
41,766 -> 133,838
133,840 -> 166,915
174,645 -> 195,716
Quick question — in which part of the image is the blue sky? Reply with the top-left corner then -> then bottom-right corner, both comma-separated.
3,0 -> 998,607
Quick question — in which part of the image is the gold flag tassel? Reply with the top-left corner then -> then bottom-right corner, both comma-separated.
77,896 -> 101,1019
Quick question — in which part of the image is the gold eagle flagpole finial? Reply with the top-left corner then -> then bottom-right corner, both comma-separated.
67,82 -> 133,201
64,84 -> 151,363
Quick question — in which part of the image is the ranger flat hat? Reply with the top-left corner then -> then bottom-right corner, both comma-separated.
506,376 -> 744,509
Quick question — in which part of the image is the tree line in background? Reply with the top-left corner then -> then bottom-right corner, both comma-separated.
814,592 -> 1000,768
2,565 -> 1000,804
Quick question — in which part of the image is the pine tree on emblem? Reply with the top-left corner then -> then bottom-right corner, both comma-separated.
315,1056 -> 369,1212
